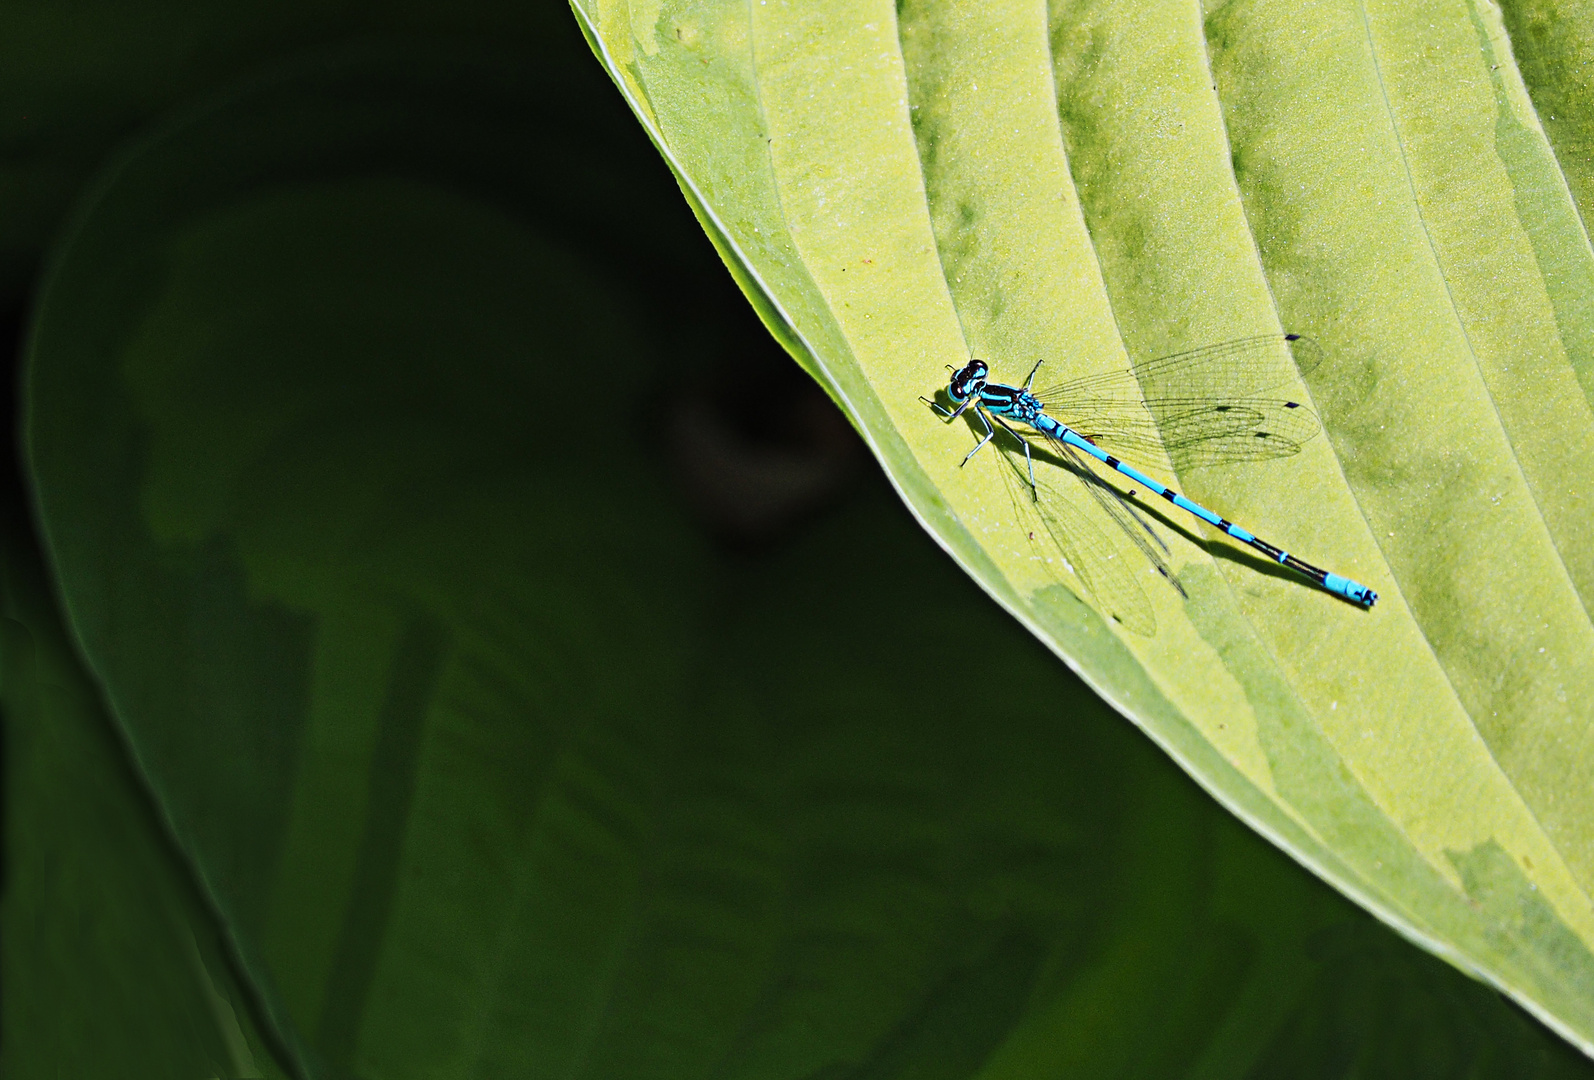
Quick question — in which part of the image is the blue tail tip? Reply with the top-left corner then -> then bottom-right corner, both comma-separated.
1324,572 -> 1377,608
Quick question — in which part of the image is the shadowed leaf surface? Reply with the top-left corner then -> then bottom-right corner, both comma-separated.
1,517 -> 291,1077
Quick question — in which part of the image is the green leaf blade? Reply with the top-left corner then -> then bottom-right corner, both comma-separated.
578,0 -> 1594,1053
1206,0 -> 1594,1004
19,32 -> 1594,1073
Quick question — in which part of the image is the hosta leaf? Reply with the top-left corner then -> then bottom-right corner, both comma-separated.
22,40 -> 1594,1076
573,0 -> 1594,1052
1,515 -> 291,1078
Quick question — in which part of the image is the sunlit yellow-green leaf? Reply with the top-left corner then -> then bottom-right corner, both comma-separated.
574,0 -> 1594,1053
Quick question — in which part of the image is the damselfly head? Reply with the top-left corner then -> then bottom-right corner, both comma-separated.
947,358 -> 989,402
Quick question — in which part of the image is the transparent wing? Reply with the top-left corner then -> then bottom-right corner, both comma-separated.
991,432 -> 1180,637
1034,334 -> 1322,400
1031,335 -> 1323,472
1042,397 -> 1322,468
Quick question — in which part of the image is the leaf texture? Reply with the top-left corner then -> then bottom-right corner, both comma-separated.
574,0 -> 1594,1051
21,37 -> 1594,1075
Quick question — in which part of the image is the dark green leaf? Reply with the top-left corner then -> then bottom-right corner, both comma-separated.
17,39 -> 1594,1078
1,516 -> 291,1077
